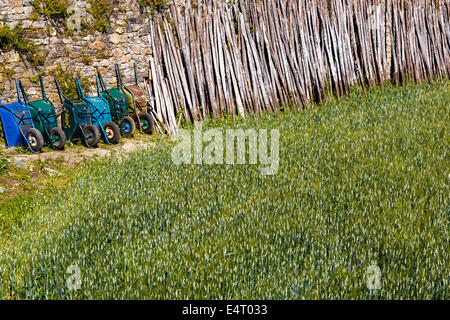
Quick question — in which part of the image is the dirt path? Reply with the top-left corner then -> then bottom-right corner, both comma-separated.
2,136 -> 156,167
8,139 -> 155,166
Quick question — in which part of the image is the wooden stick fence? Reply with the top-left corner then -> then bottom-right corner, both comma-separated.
147,0 -> 449,133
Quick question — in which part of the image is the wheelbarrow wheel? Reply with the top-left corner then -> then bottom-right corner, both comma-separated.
82,124 -> 101,148
120,116 -> 136,138
138,113 -> 155,134
49,127 -> 66,150
103,121 -> 120,144
26,128 -> 44,152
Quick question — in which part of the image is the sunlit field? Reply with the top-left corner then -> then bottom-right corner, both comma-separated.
0,81 -> 448,299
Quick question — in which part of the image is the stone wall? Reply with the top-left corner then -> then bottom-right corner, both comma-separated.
0,0 -> 154,104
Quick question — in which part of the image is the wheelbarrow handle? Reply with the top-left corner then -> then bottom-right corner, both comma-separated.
39,75 -> 51,103
96,75 -> 103,97
134,62 -> 138,85
18,80 -> 29,105
95,67 -> 107,93
95,68 -> 116,103
15,79 -> 29,106
75,77 -> 87,100
54,77 -> 67,105
115,63 -> 123,90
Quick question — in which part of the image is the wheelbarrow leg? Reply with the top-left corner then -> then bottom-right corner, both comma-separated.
42,124 -> 55,150
134,106 -> 143,132
98,124 -> 111,145
21,131 -> 38,153
17,114 -> 42,153
79,124 -> 94,148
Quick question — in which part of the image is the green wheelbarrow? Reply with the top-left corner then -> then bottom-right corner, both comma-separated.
96,67 -> 136,138
17,76 -> 66,150
116,63 -> 155,134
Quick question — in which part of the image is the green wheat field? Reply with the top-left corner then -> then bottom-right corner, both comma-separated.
0,81 -> 448,299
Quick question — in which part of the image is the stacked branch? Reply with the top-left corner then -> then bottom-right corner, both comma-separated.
147,0 -> 449,133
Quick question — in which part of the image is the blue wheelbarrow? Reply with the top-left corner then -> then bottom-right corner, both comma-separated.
75,77 -> 120,145
0,80 -> 45,153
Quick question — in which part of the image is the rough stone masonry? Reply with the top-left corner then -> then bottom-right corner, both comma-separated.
0,0 -> 154,104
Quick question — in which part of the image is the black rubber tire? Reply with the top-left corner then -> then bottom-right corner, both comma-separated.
49,127 -> 66,150
26,128 -> 44,152
103,121 -> 121,144
138,112 -> 155,134
119,116 -> 136,138
82,124 -> 101,148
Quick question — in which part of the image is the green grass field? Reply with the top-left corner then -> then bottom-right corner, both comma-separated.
0,81 -> 448,299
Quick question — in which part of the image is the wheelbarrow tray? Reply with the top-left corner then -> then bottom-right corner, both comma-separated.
82,96 -> 113,127
102,88 -> 129,122
0,102 -> 35,148
62,100 -> 92,140
70,100 -> 92,122
28,99 -> 59,132
124,85 -> 147,110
